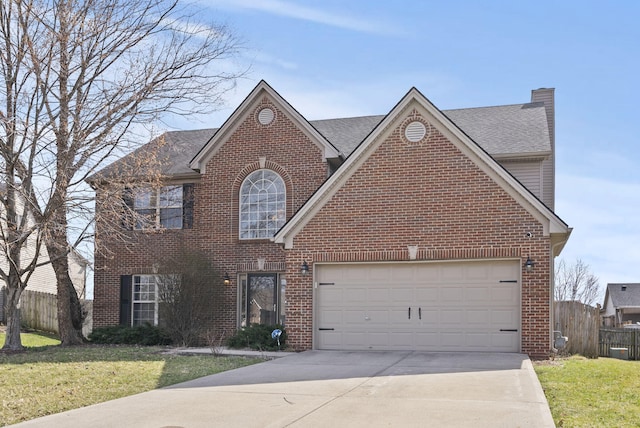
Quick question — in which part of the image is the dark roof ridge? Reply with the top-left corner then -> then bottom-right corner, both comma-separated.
444,101 -> 545,112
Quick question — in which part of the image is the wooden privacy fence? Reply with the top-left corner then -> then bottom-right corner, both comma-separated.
554,301 -> 600,357
19,289 -> 93,337
20,290 -> 58,333
599,328 -> 640,360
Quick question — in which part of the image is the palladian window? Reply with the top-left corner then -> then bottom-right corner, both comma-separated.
239,169 -> 286,239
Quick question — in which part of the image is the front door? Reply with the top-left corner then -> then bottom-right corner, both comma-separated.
246,273 -> 279,325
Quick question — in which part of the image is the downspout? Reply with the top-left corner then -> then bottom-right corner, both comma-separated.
550,239 -> 566,353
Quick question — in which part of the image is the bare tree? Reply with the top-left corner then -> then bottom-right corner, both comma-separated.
0,0 -> 244,349
155,242 -> 222,347
554,258 -> 601,306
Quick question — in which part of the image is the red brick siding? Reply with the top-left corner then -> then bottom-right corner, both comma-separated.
94,99 -> 329,338
284,111 -> 552,358
94,100 -> 555,359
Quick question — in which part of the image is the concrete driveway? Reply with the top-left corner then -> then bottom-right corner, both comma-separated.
11,351 -> 554,428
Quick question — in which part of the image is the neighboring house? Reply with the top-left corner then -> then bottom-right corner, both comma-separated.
91,81 -> 571,358
602,283 -> 640,327
0,187 -> 90,325
14,247 -> 90,299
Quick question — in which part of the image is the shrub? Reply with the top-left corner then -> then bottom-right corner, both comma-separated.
89,325 -> 172,346
226,324 -> 286,351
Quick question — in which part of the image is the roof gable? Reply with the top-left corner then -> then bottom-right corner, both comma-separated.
91,85 -> 553,183
606,283 -> 640,308
274,87 -> 570,250
189,80 -> 341,173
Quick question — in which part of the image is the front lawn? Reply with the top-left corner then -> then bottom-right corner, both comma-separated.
0,333 -> 261,426
535,356 -> 640,427
0,330 -> 61,348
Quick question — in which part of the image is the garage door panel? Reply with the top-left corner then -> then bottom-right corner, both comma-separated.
318,332 -> 341,348
342,332 -> 367,348
466,333 -> 492,347
440,332 -> 465,347
493,332 -> 518,349
344,287 -> 367,303
492,262 -> 519,279
392,266 -> 416,281
415,287 -> 438,301
369,265 -> 393,280
441,287 -> 463,301
466,309 -> 491,324
440,310 -> 465,324
343,310 -> 367,325
316,260 -> 520,352
414,332 -> 440,347
439,264 -> 466,282
390,287 -> 414,303
317,286 -> 342,304
491,286 -> 518,303
492,309 -> 518,325
418,310 -> 439,324
466,287 -> 491,302
389,308 -> 413,324
318,309 -> 343,326
369,332 -> 391,347
368,288 -> 391,303
364,310 -> 390,325
465,264 -> 494,280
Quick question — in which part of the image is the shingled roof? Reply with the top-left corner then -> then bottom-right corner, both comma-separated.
92,101 -> 551,180
606,283 -> 640,308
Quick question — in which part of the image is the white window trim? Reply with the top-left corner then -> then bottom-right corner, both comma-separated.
132,275 -> 159,326
238,169 -> 286,239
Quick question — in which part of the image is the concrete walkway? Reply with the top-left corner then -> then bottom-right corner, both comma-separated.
10,351 -> 555,428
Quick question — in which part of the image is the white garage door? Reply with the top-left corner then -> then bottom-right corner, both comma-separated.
315,260 -> 520,352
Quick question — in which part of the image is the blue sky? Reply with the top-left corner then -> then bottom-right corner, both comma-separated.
175,0 -> 639,301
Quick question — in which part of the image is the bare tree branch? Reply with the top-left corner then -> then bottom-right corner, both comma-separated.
0,0 -> 245,348
554,258 -> 601,306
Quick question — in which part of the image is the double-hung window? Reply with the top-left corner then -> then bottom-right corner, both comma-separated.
134,185 -> 184,229
132,275 -> 158,326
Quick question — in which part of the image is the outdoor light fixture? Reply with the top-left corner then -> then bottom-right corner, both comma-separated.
300,261 -> 310,276
223,273 -> 231,285
524,256 -> 535,273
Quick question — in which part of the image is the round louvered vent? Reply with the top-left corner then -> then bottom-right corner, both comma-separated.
257,107 -> 275,125
404,121 -> 426,142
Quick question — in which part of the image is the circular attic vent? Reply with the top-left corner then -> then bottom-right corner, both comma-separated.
257,107 -> 275,125
404,121 -> 427,143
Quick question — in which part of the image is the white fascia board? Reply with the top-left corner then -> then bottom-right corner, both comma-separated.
189,81 -> 341,174
274,89 -> 421,247
274,87 -> 571,248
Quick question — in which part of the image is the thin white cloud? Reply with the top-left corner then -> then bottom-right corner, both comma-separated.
206,0 -> 404,36
251,51 -> 298,71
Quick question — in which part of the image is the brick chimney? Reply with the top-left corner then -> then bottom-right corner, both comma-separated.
531,88 -> 555,210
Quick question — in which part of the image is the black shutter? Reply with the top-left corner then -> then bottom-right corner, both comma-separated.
119,275 -> 132,326
183,183 -> 194,229
122,187 -> 134,230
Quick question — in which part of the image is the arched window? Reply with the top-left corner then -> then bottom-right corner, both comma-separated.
239,169 -> 286,239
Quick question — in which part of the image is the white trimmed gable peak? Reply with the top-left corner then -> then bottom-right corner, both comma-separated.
273,86 -> 571,252
190,80 -> 342,174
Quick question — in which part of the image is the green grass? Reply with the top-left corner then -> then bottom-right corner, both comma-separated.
535,356 -> 640,427
0,331 -> 61,348
0,332 -> 262,426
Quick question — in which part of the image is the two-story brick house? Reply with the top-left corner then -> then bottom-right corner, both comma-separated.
92,81 -> 571,358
